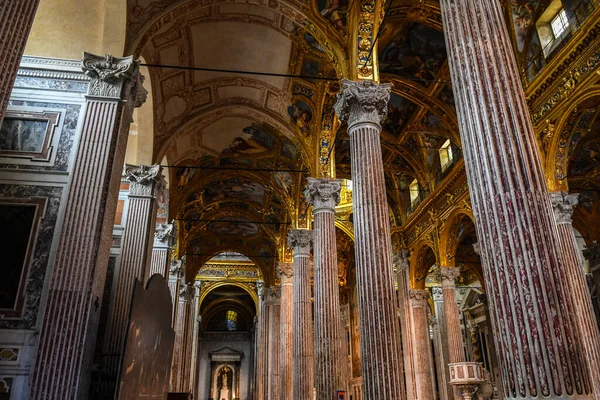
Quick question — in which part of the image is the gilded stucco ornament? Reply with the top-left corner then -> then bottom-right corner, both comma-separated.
305,178 -> 342,212
125,164 -> 161,196
287,229 -> 314,256
334,79 -> 391,129
550,192 -> 579,224
82,52 -> 138,99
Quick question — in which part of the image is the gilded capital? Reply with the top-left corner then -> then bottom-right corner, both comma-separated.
334,79 -> 392,130
126,164 -> 161,197
305,178 -> 342,213
82,52 -> 140,99
550,191 -> 579,225
287,229 -> 313,256
277,262 -> 294,283
440,267 -> 461,288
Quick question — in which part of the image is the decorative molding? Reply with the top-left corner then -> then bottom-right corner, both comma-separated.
305,178 -> 342,212
550,191 -> 579,225
334,79 -> 391,130
287,229 -> 313,256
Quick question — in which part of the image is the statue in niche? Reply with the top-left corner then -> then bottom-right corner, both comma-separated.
217,366 -> 233,400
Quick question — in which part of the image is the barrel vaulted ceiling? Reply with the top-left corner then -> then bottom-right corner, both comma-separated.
124,0 -> 548,281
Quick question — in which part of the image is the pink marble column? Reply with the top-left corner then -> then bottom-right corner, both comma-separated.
30,53 -> 146,399
394,250 -> 416,400
409,289 -> 435,400
551,192 -> 600,398
431,287 -> 451,400
149,223 -> 173,278
278,262 -> 294,400
268,287 -> 281,400
0,0 -> 40,123
256,281 -> 269,400
334,80 -> 404,399
440,267 -> 465,400
306,178 -> 348,398
288,229 -> 315,400
105,164 -> 161,376
170,282 -> 196,393
439,1 -> 590,397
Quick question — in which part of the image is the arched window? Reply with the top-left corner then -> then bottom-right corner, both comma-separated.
439,139 -> 453,171
409,179 -> 420,204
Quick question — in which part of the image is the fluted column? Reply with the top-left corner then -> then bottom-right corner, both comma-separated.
168,259 -> 183,328
256,281 -> 270,400
440,1 -> 590,398
334,79 -> 404,399
431,287 -> 451,400
0,0 -> 40,123
150,223 -> 173,278
394,250 -> 416,400
551,192 -> 600,397
268,287 -> 281,400
104,164 -> 161,376
277,262 -> 294,400
170,282 -> 196,392
409,289 -> 435,400
288,230 -> 315,400
305,178 -> 348,398
30,53 -> 147,399
189,281 -> 201,395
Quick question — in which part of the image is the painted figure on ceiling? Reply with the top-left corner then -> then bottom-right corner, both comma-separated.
319,0 -> 347,33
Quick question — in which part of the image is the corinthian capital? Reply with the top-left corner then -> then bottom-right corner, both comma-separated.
550,192 -> 579,225
334,79 -> 392,130
82,52 -> 139,99
126,164 -> 161,196
287,229 -> 313,256
440,267 -> 461,288
154,223 -> 173,246
305,178 -> 342,212
393,249 -> 410,273
277,262 -> 294,283
408,289 -> 430,306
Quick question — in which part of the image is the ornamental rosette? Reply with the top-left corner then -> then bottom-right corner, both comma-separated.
334,79 -> 392,129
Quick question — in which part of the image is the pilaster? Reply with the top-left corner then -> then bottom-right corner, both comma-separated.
334,79 -> 404,399
278,262 -> 294,400
150,223 -> 173,278
256,281 -> 269,400
170,282 -> 196,392
30,53 -> 146,399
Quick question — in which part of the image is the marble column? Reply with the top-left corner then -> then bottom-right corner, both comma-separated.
409,289 -> 435,400
256,281 -> 269,400
551,192 -> 600,397
170,282 -> 196,393
0,0 -> 40,123
168,259 -> 183,328
189,282 -> 201,395
334,79 -> 404,399
268,287 -> 281,400
104,164 -> 161,376
431,287 -> 451,400
441,267 -> 465,400
278,262 -> 294,400
30,53 -> 146,399
288,229 -> 315,400
394,250 -> 416,400
305,178 -> 348,398
150,223 -> 173,278
439,1 -> 590,397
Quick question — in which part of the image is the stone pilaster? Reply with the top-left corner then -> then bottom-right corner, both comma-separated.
256,281 -> 269,400
0,0 -> 40,123
394,250 -> 415,400
288,229 -> 315,400
268,287 -> 281,400
278,262 -> 294,400
170,282 -> 196,393
551,192 -> 600,398
104,164 -> 161,376
305,178 -> 348,398
409,289 -> 435,400
334,79 -> 404,399
150,223 -> 173,278
439,1 -> 590,397
431,287 -> 451,400
30,53 -> 147,399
